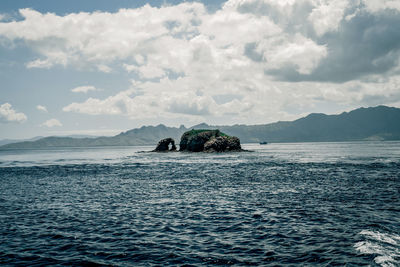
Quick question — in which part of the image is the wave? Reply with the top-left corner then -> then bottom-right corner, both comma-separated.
354,230 -> 400,267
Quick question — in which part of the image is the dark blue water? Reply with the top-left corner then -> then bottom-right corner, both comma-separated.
0,142 -> 399,266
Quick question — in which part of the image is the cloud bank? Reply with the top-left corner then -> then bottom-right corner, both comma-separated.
1,0 -> 399,124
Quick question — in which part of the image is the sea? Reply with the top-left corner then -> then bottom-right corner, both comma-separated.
0,141 -> 399,266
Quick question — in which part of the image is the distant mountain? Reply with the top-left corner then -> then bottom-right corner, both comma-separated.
0,135 -> 100,147
1,105 -> 400,149
215,105 -> 400,143
0,125 -> 187,149
0,136 -> 43,146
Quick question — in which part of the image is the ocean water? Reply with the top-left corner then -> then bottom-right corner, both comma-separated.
0,142 -> 399,266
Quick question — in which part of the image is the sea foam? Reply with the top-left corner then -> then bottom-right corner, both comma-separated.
355,230 -> 400,267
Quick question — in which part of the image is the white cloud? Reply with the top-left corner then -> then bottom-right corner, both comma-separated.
256,34 -> 327,74
308,0 -> 349,36
123,63 -> 165,79
59,74 -> 298,124
0,103 -> 27,123
26,58 -> 53,69
0,1 -> 322,121
41,118 -> 62,127
36,105 -> 48,112
362,0 -> 400,13
0,4 -> 206,72
63,90 -> 133,115
123,64 -> 136,73
166,92 -> 214,116
61,70 -> 400,125
97,64 -> 112,73
71,85 -> 98,93
26,51 -> 69,69
0,2 -> 329,77
0,1 -> 399,125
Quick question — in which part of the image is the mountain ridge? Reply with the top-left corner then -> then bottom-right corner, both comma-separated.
2,105 -> 400,149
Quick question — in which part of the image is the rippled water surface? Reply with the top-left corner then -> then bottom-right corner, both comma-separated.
1,142 -> 399,266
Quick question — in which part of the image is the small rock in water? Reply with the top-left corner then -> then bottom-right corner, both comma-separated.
153,137 -> 177,152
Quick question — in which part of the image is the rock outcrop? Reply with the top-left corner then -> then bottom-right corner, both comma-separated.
153,137 -> 177,152
203,135 -> 241,152
153,129 -> 243,152
180,129 -> 219,152
179,129 -> 242,152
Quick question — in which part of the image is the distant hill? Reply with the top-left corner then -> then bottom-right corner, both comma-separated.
0,135 -> 98,146
0,136 -> 43,146
0,125 -> 187,149
1,105 -> 400,149
215,105 -> 400,143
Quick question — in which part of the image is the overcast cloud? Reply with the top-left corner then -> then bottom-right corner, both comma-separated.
0,0 -> 399,138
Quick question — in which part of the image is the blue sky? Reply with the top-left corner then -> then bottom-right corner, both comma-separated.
0,0 -> 226,14
1,0 -> 400,139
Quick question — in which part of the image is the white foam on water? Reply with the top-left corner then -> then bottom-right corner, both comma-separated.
360,230 -> 400,246
375,256 -> 396,267
355,230 -> 400,267
271,188 -> 299,194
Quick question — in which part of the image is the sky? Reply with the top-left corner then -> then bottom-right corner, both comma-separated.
1,0 -> 400,139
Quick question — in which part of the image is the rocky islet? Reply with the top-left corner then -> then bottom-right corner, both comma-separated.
154,129 -> 243,152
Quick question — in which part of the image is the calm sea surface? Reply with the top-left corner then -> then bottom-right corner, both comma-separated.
0,142 -> 399,266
